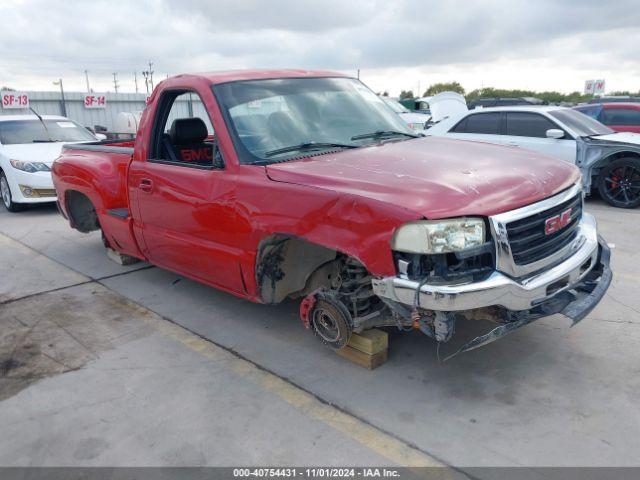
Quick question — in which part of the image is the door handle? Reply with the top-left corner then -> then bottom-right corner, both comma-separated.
507,141 -> 520,146
139,178 -> 154,193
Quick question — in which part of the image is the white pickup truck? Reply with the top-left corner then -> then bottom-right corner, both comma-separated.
0,114 -> 97,212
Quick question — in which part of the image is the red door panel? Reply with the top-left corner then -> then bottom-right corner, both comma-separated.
128,160 -> 245,294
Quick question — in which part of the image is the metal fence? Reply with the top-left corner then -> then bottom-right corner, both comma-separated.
0,91 -> 148,131
0,90 -> 215,133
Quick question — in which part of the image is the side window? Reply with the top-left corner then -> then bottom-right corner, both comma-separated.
602,108 -> 640,126
151,91 -> 222,168
505,112 -> 558,138
452,113 -> 501,134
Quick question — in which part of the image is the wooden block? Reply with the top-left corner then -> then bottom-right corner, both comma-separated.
336,345 -> 388,370
348,329 -> 388,355
106,248 -> 140,266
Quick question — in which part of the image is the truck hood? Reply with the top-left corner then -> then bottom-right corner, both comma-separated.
1,142 -> 73,166
265,137 -> 580,219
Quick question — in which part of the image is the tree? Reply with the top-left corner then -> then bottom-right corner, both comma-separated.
399,90 -> 414,100
423,82 -> 465,97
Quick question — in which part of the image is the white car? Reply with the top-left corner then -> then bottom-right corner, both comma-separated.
381,97 -> 431,131
0,114 -> 97,212
427,106 -> 640,208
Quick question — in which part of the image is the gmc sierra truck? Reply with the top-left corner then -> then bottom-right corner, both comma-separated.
52,70 -> 612,359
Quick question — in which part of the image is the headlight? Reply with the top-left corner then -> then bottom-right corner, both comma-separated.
392,218 -> 485,254
9,160 -> 50,173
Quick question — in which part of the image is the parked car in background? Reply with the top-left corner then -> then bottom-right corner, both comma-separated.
574,103 -> 640,134
467,97 -> 545,109
588,96 -> 640,104
427,106 -> 640,208
51,69 -> 611,359
380,97 -> 430,131
0,114 -> 97,212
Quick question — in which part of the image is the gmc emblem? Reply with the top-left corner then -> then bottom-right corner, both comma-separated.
545,207 -> 572,235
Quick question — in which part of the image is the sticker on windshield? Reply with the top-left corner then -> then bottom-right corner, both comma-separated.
56,122 -> 76,128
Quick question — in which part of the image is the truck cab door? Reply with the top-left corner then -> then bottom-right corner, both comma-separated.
129,90 -> 245,294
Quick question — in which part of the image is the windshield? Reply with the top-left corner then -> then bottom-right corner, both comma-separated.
549,109 -> 613,137
573,104 -> 603,120
382,97 -> 410,113
0,119 -> 96,145
213,77 -> 413,164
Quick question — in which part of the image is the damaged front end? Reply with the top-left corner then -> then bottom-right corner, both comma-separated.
370,185 -> 613,361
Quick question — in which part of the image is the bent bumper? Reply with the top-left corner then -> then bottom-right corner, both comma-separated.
372,213 -> 611,321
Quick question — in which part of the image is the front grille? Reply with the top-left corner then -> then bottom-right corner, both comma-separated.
506,193 -> 583,265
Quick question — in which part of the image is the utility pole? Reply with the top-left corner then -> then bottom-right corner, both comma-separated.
112,72 -> 119,94
148,61 -> 154,91
134,71 -> 139,93
53,79 -> 67,116
84,70 -> 91,93
142,70 -> 149,93
357,69 -> 360,79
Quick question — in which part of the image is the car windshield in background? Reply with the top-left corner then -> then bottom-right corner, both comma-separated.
213,77 -> 414,164
0,119 -> 96,145
382,98 -> 410,113
549,109 -> 613,137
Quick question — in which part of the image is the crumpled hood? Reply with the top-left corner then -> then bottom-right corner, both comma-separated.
1,142 -> 68,165
266,136 -> 581,219
590,132 -> 640,146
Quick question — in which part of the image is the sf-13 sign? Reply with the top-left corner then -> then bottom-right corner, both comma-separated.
1,91 -> 29,109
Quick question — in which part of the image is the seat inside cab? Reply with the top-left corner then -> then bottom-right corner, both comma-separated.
162,118 -> 214,167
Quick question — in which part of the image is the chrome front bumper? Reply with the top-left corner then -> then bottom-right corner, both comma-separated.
372,213 -> 610,317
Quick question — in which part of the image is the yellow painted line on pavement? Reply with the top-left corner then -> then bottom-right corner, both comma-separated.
139,307 -> 456,473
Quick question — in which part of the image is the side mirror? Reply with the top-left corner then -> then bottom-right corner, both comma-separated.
95,133 -> 107,141
546,128 -> 565,139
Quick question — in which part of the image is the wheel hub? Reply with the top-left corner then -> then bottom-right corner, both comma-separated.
312,309 -> 340,342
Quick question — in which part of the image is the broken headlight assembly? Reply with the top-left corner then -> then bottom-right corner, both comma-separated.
391,218 -> 494,284
391,218 -> 485,254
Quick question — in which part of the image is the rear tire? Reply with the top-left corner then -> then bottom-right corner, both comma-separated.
597,158 -> 640,208
0,171 -> 25,212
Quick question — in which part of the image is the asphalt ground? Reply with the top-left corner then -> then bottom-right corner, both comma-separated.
0,198 -> 638,473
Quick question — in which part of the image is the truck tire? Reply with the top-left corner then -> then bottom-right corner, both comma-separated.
597,158 -> 640,208
0,170 -> 24,212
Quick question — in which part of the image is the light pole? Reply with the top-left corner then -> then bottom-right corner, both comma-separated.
53,79 -> 67,117
84,70 -> 91,92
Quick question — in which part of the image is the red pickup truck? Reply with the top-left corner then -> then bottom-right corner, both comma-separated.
52,70 -> 612,359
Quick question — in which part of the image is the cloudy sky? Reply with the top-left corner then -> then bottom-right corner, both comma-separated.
1,0 -> 638,96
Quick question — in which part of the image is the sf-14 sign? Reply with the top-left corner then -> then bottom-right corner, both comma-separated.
84,94 -> 107,109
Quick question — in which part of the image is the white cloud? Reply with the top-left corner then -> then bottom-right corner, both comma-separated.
0,0 -> 638,95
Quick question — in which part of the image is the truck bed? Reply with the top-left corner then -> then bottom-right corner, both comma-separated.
54,138 -> 141,259
62,138 -> 135,154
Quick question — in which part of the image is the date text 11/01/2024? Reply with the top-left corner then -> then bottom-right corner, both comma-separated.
233,468 -> 401,477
